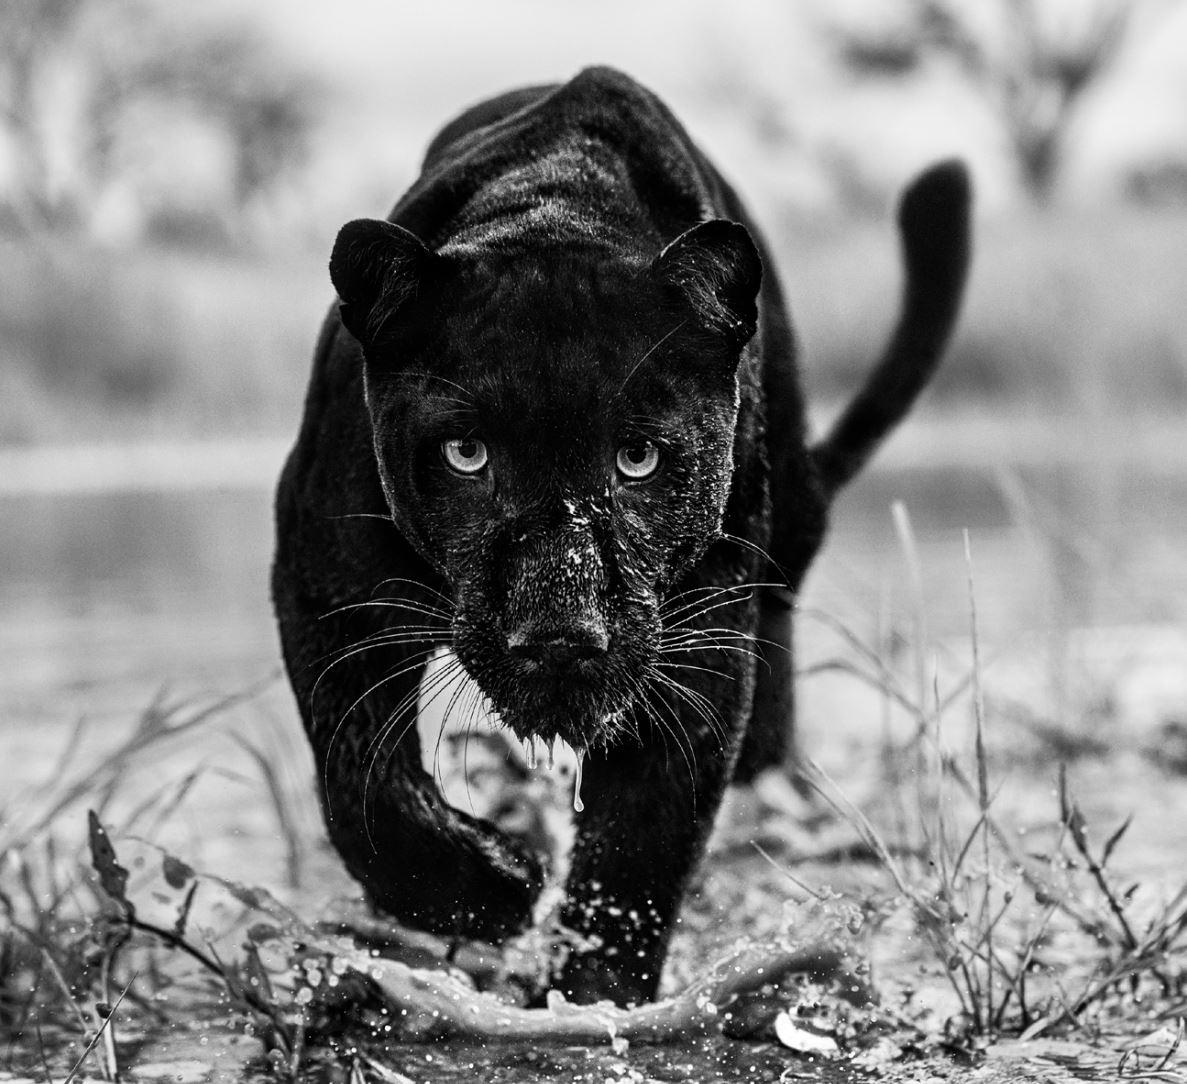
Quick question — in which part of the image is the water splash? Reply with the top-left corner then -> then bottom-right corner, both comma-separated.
573,748 -> 585,813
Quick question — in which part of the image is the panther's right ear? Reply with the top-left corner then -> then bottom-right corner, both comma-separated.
650,220 -> 762,348
329,219 -> 437,346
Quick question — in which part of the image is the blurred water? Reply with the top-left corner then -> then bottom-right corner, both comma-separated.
1,488 -> 277,720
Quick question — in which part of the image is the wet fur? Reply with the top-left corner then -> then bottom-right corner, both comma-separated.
273,67 -> 971,1006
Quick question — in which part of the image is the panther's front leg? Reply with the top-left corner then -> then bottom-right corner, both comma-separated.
553,572 -> 761,1005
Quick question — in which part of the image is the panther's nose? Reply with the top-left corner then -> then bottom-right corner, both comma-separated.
507,622 -> 609,669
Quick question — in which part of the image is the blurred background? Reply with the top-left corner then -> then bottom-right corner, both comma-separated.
2,0 -> 1186,764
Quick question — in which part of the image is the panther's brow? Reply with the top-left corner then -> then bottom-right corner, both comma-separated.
395,369 -> 480,406
421,392 -> 477,411
422,396 -> 481,426
614,319 -> 687,397
623,412 -> 679,441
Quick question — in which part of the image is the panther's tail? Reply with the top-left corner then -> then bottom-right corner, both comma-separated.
811,160 -> 972,499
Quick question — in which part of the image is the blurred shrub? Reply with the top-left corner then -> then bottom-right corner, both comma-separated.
789,205 -> 1187,412
827,0 -> 1164,205
1127,161 -> 1187,208
0,0 -> 319,245
0,237 -> 328,444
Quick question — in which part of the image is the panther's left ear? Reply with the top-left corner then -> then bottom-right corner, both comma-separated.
650,220 -> 762,347
329,218 -> 439,347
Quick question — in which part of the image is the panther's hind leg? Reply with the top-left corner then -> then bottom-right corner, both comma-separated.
733,584 -> 795,785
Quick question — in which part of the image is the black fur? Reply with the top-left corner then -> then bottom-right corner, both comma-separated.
272,67 -> 972,1006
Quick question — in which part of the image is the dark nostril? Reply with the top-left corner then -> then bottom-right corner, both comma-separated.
513,641 -> 599,667
507,626 -> 609,668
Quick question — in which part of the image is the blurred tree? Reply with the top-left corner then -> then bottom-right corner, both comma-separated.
0,0 -> 319,241
830,0 -> 1174,203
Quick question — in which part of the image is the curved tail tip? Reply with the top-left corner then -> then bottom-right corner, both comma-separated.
808,159 -> 974,502
899,158 -> 973,240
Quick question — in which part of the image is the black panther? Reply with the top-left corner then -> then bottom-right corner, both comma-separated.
272,66 -> 971,1006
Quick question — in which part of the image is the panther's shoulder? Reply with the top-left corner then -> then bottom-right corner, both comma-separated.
394,66 -> 719,243
421,66 -> 668,163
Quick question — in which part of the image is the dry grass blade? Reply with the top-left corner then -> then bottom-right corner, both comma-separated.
891,500 -> 928,730
38,945 -> 91,1039
1117,1020 -> 1187,1081
798,759 -> 912,899
229,733 -> 303,889
964,529 -> 994,1031
361,1055 -> 416,1084
1102,814 -> 1134,867
751,842 -> 828,901
1059,766 -> 1139,952
122,768 -> 206,839
0,681 -> 268,856
60,973 -> 134,1084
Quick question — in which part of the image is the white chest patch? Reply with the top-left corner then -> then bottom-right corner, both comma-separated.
416,649 -> 579,912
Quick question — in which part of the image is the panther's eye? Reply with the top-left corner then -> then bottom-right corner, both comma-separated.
442,438 -> 489,475
616,441 -> 660,481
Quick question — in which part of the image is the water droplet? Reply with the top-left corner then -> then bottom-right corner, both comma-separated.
547,739 -> 555,771
523,737 -> 537,770
573,748 -> 585,812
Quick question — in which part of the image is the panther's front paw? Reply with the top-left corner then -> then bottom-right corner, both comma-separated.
550,953 -> 658,1008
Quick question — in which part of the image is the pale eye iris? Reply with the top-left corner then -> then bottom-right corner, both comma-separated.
616,441 -> 660,480
443,438 -> 488,474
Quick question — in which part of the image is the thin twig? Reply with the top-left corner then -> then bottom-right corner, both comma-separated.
61,974 -> 134,1084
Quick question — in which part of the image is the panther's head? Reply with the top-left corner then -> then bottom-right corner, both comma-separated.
329,220 -> 760,752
